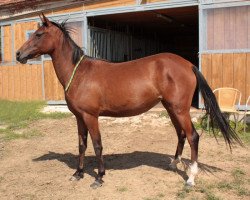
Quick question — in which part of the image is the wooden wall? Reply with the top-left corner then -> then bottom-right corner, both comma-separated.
44,61 -> 64,101
206,6 -> 250,50
201,53 -> 250,104
0,64 -> 43,100
0,61 -> 65,101
2,25 -> 12,62
83,0 -> 135,10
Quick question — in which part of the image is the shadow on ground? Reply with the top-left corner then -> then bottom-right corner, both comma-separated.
33,151 -> 223,181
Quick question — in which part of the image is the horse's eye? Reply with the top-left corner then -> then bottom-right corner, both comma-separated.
36,32 -> 44,38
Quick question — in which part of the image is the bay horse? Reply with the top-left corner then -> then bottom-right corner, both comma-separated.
16,14 -> 242,188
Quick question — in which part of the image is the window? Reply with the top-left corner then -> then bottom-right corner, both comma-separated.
1,24 -> 12,63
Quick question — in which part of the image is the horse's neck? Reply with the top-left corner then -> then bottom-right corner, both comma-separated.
50,41 -> 75,89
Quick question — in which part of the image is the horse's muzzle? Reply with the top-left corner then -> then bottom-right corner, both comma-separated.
16,51 -> 28,64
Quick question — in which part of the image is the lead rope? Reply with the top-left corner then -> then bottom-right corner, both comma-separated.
65,55 -> 85,92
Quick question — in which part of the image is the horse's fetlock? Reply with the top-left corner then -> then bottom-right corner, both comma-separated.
77,167 -> 84,173
99,170 -> 105,177
94,144 -> 103,154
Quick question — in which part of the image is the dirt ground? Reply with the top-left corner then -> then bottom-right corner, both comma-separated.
0,112 -> 249,200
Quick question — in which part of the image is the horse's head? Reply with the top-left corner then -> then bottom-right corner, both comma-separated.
16,13 -> 61,64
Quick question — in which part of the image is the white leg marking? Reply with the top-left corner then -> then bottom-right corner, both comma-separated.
186,162 -> 198,186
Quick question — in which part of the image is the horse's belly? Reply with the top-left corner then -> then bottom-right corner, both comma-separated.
100,97 -> 161,117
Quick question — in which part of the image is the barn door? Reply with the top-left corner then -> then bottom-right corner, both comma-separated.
88,27 -> 109,60
88,26 -> 131,62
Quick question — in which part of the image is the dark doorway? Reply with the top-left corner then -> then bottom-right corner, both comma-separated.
88,6 -> 199,106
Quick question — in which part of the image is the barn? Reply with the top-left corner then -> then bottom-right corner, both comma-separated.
0,0 -> 249,108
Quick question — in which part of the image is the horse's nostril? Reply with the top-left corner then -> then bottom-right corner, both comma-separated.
16,51 -> 20,57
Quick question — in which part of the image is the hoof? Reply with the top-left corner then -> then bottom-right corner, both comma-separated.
69,170 -> 84,181
90,180 -> 103,189
186,179 -> 195,187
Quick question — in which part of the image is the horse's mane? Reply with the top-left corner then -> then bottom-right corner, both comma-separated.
44,20 -> 110,64
44,21 -> 83,65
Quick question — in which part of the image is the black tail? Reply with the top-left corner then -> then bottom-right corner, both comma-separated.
192,66 -> 243,149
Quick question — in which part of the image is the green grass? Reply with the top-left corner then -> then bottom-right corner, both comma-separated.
117,186 -> 128,192
159,111 -> 169,118
177,185 -> 192,199
156,193 -> 165,198
212,168 -> 249,197
177,176 -> 250,200
189,169 -> 249,198
0,128 -> 42,141
143,193 -> 165,200
231,168 -> 245,180
0,100 -> 71,140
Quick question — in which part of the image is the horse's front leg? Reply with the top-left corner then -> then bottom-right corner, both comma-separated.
70,116 -> 88,181
83,113 -> 105,189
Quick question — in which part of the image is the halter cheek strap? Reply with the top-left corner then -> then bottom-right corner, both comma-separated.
65,55 -> 85,92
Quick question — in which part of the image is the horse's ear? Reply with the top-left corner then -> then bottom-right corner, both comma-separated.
40,13 -> 52,27
37,22 -> 41,29
39,14 -> 43,23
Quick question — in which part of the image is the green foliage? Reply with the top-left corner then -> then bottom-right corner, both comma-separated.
0,100 -> 71,140
193,114 -> 250,144
239,130 -> 250,144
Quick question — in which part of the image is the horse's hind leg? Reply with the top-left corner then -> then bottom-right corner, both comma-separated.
169,121 -> 186,170
162,101 -> 199,186
174,112 -> 199,186
187,123 -> 199,186
162,102 -> 186,169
